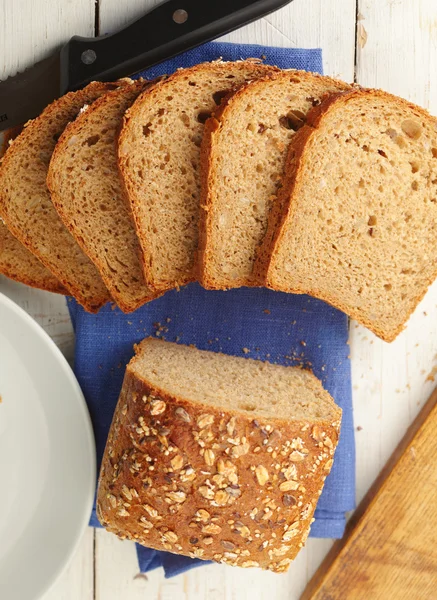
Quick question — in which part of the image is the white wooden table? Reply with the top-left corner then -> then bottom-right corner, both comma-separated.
2,0 -> 437,597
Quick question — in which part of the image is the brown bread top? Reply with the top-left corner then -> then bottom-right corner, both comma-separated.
257,88 -> 437,342
0,221 -> 66,294
0,82 -> 116,312
97,339 -> 341,573
47,79 -> 162,313
199,70 -> 350,290
118,61 -> 279,292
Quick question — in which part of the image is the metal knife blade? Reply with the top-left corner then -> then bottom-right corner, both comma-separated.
0,0 -> 294,132
0,53 -> 61,131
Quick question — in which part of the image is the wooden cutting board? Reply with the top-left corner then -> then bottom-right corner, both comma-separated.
301,387 -> 437,600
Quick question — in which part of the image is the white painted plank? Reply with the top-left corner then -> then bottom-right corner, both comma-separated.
0,0 -> 95,79
263,0 -> 356,80
96,529 -> 332,600
351,281 -> 437,505
95,529 -> 163,600
356,0 -> 437,108
1,3 -> 96,599
0,277 -> 75,362
42,529 -> 95,600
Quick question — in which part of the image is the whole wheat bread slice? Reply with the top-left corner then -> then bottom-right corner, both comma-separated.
118,61 -> 279,291
258,88 -> 437,342
0,82 -> 117,312
199,71 -> 350,289
47,79 -> 162,313
0,127 -> 66,294
0,221 -> 66,294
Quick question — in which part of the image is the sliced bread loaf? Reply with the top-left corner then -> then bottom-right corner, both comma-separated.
118,61 -> 279,291
199,71 -> 350,289
0,82 -> 116,312
47,79 -> 162,313
258,89 -> 437,342
0,221 -> 66,294
97,338 -> 341,572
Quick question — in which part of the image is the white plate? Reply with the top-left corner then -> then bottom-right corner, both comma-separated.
0,292 -> 95,600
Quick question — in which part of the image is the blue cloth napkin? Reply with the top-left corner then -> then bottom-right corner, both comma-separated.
68,41 -> 355,578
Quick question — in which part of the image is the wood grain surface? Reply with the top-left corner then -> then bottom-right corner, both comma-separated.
301,387 -> 437,600
1,0 -> 436,598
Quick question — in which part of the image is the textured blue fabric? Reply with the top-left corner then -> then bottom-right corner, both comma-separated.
134,41 -> 323,78
68,41 -> 355,578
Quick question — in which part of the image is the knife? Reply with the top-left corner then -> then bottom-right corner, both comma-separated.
0,0 -> 294,132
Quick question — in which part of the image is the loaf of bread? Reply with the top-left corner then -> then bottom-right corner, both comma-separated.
199,71 -> 350,290
0,220 -> 66,294
118,60 -> 278,292
257,88 -> 437,342
0,81 -> 115,312
47,79 -> 161,313
97,338 -> 341,572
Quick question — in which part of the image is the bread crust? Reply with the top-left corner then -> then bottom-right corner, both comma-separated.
116,77 -> 172,292
198,112 -> 224,288
256,88 -> 437,342
97,341 -> 341,572
0,82 -> 115,312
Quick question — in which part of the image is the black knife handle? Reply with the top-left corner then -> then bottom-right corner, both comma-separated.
60,0 -> 293,92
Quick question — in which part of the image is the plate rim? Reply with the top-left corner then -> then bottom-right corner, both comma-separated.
0,291 -> 96,600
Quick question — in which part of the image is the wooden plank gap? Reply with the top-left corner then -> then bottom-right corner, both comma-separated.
95,0 -> 100,36
93,528 -> 97,600
353,0 -> 359,83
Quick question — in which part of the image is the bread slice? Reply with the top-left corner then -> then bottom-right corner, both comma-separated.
47,79 -> 162,313
0,220 -> 66,294
258,88 -> 437,342
0,127 -> 66,294
0,82 -> 117,312
97,338 -> 341,572
118,61 -> 279,291
199,71 -> 350,289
